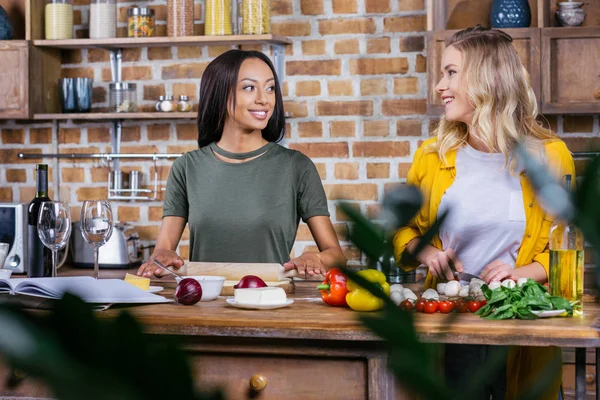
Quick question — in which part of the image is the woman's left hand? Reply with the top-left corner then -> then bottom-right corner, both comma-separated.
283,252 -> 325,278
480,260 -> 518,284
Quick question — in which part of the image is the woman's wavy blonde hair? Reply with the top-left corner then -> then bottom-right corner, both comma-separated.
431,26 -> 556,165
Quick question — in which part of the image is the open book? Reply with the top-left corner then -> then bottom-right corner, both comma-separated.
0,276 -> 172,310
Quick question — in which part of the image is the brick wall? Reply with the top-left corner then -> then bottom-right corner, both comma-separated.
1,0 -> 599,265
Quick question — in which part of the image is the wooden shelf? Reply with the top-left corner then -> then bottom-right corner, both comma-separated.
33,112 -> 197,120
32,35 -> 291,49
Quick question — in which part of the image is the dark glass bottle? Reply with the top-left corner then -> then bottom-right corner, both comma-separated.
27,164 -> 52,277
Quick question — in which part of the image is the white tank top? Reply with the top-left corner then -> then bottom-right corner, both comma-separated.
437,144 -> 526,276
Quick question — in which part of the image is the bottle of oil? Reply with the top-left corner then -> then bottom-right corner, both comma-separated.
548,174 -> 584,315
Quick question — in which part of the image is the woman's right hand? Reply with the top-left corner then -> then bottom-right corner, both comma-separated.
422,248 -> 463,281
137,250 -> 185,278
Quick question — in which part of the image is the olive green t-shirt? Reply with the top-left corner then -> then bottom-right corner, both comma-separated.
163,142 -> 329,264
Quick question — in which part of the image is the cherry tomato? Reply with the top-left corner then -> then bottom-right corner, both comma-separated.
438,300 -> 455,314
415,298 -> 426,313
456,300 -> 469,313
399,299 -> 413,312
423,300 -> 439,314
467,300 -> 483,313
480,299 -> 487,306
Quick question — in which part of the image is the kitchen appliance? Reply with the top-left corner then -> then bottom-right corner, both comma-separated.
0,203 -> 28,272
70,221 -> 142,269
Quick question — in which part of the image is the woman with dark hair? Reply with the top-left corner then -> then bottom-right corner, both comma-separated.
138,49 -> 346,278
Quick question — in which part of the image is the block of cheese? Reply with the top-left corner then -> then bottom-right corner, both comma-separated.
124,273 -> 150,291
234,287 -> 287,305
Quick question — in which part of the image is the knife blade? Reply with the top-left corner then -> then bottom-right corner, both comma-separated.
455,271 -> 481,282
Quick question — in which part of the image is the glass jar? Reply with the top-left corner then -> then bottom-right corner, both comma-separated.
89,0 -> 116,38
167,0 -> 194,36
45,0 -> 73,39
155,95 -> 165,111
177,95 -> 192,112
109,82 -> 137,113
127,7 -> 155,38
205,0 -> 232,36
241,0 -> 270,34
159,95 -> 177,112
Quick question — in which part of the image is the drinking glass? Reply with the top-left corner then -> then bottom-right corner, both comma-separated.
80,200 -> 113,279
37,201 -> 72,277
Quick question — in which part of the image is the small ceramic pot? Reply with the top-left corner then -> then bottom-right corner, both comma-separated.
556,2 -> 586,27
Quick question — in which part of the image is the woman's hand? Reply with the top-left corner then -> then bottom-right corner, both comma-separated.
137,249 -> 185,278
422,248 -> 463,281
480,260 -> 518,284
283,252 -> 325,278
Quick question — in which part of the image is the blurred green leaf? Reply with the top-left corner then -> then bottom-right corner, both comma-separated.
339,202 -> 390,263
380,185 -> 423,232
401,211 -> 448,265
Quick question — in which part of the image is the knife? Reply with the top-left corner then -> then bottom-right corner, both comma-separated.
455,271 -> 481,282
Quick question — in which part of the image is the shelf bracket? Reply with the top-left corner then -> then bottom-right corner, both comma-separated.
272,44 -> 284,91
109,49 -> 122,82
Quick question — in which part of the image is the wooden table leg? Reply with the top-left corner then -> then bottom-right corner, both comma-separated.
576,348 -> 586,400
596,348 -> 599,400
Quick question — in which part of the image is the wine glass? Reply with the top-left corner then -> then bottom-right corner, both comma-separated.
37,201 -> 72,278
80,200 -> 113,279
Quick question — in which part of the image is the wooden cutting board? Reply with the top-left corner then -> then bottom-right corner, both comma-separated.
219,279 -> 295,296
183,262 -> 299,282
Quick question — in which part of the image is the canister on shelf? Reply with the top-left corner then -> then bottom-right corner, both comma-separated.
127,7 -> 155,38
159,95 -> 177,112
45,0 -> 73,39
167,0 -> 194,36
241,0 -> 270,34
109,82 -> 137,113
155,95 -> 165,111
177,95 -> 192,112
205,0 -> 232,36
89,0 -> 117,38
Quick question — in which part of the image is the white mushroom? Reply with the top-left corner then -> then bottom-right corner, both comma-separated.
459,286 -> 469,297
517,277 -> 528,287
401,288 -> 418,302
444,281 -> 461,297
436,283 -> 447,295
422,288 -> 439,301
469,280 -> 484,297
488,281 -> 502,290
390,284 -> 404,293
390,290 -> 404,305
501,279 -> 516,289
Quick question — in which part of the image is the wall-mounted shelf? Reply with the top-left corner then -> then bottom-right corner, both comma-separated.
33,112 -> 197,120
32,34 -> 291,49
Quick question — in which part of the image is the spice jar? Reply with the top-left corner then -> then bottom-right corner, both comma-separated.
159,95 -> 177,112
167,0 -> 194,36
155,95 -> 165,111
109,82 -> 137,113
127,7 -> 155,38
205,0 -> 232,35
45,0 -> 73,39
177,95 -> 192,112
241,0 -> 270,34
89,0 -> 116,38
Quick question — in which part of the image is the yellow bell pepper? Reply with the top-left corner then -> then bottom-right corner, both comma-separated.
345,269 -> 391,312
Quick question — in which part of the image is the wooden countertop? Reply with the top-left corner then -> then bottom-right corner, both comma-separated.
26,266 -> 600,348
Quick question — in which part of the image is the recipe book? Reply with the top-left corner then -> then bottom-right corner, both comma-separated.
0,276 -> 172,310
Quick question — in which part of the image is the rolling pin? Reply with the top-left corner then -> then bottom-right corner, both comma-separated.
183,262 -> 300,282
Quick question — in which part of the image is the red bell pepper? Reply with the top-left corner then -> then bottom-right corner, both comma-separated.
317,268 -> 349,307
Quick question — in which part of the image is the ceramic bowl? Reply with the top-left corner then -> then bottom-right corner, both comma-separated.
175,275 -> 226,301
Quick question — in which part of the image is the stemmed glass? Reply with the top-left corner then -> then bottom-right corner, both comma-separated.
80,200 -> 113,279
37,201 -> 72,278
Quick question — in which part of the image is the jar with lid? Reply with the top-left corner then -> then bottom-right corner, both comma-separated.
241,0 -> 270,34
159,95 -> 177,112
128,7 -> 155,37
89,0 -> 116,38
45,0 -> 73,39
177,95 -> 192,112
155,95 -> 165,111
167,0 -> 194,36
109,82 -> 137,113
205,0 -> 232,35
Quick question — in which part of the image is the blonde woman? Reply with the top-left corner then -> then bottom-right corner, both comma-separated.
393,26 -> 574,399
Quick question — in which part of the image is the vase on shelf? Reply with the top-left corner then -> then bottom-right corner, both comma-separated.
556,2 -> 586,27
490,0 -> 531,28
0,6 -> 14,39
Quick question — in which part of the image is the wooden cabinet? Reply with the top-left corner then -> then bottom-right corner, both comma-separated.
426,0 -> 600,115
0,41 -> 30,118
427,28 -> 541,115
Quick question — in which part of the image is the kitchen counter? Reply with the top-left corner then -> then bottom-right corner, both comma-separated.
3,268 -> 600,399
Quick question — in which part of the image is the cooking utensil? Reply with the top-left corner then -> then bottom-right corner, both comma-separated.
456,271 -> 481,282
153,259 -> 185,280
185,262 -> 300,282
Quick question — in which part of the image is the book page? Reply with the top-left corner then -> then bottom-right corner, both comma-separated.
11,277 -> 172,304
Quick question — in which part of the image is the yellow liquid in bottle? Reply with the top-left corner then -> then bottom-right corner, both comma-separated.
549,249 -> 583,315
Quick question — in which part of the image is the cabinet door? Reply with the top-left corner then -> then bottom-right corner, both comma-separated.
541,28 -> 600,114
0,40 -> 29,119
427,28 -> 541,116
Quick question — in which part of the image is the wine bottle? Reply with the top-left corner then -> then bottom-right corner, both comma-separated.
27,164 -> 52,277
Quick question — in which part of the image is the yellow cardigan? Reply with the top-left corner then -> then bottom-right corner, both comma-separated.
393,137 -> 575,400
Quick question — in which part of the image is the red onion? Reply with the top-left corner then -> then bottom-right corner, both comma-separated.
233,275 -> 268,289
175,278 -> 202,305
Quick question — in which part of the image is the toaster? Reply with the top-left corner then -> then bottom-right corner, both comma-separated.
70,221 -> 143,269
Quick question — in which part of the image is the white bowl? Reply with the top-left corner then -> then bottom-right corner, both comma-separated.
175,275 -> 226,301
0,269 -> 12,280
